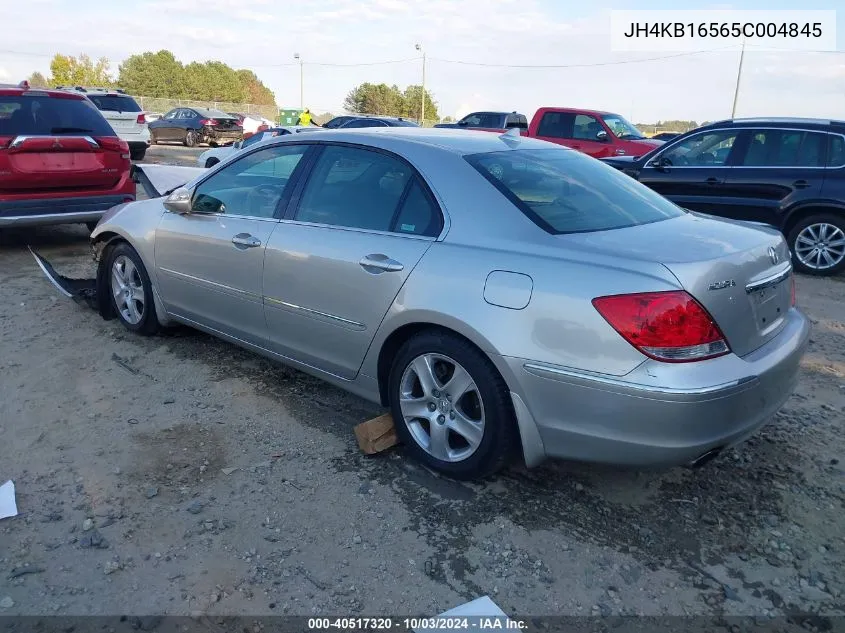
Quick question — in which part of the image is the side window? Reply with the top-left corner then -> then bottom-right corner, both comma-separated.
536,112 -> 574,139
742,129 -> 827,167
180,110 -> 196,120
295,145 -> 415,232
191,144 -> 307,218
571,114 -> 603,141
344,119 -> 387,128
462,114 -> 483,126
163,110 -> 178,120
828,134 -> 845,168
505,114 -> 528,130
394,180 -> 442,236
659,131 -> 739,167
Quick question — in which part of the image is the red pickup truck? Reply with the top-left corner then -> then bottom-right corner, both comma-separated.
526,107 -> 663,158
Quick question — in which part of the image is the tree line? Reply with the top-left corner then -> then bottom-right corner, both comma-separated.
344,82 -> 439,122
26,50 -> 277,106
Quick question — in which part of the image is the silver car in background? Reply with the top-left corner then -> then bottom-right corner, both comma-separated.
42,128 -> 809,479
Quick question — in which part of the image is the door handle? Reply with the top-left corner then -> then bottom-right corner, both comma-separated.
793,180 -> 810,189
231,233 -> 262,248
705,177 -> 722,185
359,254 -> 404,273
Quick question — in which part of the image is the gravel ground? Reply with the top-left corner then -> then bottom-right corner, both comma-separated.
0,145 -> 843,624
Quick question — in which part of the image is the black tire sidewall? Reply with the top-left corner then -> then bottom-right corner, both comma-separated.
387,330 -> 515,479
185,130 -> 196,147
788,214 -> 845,276
106,243 -> 158,334
130,149 -> 146,161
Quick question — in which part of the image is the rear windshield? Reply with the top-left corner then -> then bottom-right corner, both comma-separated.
0,95 -> 115,137
87,94 -> 141,113
466,148 -> 685,234
388,119 -> 420,127
196,108 -> 235,120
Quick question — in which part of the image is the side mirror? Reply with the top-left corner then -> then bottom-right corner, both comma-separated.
457,120 -> 468,126
648,156 -> 670,171
596,130 -> 609,142
163,187 -> 193,214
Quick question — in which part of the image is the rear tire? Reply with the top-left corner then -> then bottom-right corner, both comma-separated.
787,213 -> 845,276
106,242 -> 159,336
130,147 -> 146,161
205,157 -> 220,168
184,130 -> 197,147
387,329 -> 517,480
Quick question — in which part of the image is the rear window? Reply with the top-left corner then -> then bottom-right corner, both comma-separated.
388,119 -> 420,127
0,95 -> 115,137
466,148 -> 685,234
87,94 -> 141,113
196,108 -> 235,120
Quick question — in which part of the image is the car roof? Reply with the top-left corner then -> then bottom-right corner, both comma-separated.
701,117 -> 845,132
537,107 -> 618,117
264,126 -> 561,155
0,86 -> 87,99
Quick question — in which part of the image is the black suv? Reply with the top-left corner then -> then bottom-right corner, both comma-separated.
601,118 -> 845,276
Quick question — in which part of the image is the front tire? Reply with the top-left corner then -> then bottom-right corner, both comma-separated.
387,329 -> 518,480
184,130 -> 197,147
107,243 -> 159,335
788,214 -> 845,276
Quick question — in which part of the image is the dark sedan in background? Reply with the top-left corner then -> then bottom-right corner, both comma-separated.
602,117 -> 845,276
149,107 -> 243,147
322,115 -> 419,129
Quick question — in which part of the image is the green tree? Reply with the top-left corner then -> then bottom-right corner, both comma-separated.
49,53 -> 112,87
343,83 -> 404,116
441,115 -> 455,123
236,69 -> 276,106
27,72 -> 49,88
401,85 -> 438,122
117,50 -> 186,98
183,61 -> 245,102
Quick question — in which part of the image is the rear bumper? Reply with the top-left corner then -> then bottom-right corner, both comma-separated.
503,308 -> 810,467
117,129 -> 151,146
0,194 -> 135,227
204,129 -> 242,142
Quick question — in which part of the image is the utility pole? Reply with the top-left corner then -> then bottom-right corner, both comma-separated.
730,40 -> 745,118
415,44 -> 426,126
294,53 -> 303,111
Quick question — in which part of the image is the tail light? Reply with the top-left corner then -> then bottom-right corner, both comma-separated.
592,290 -> 730,362
96,137 -> 131,159
199,118 -> 218,126
137,113 -> 146,124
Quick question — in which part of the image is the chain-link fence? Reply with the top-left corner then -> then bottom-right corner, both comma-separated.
135,96 -> 445,127
135,97 -> 279,121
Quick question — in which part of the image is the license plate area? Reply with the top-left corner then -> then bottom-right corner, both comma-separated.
749,279 -> 788,333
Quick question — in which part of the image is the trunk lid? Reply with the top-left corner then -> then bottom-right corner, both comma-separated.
563,212 -> 793,357
212,118 -> 240,132
101,110 -> 139,132
0,135 -> 126,192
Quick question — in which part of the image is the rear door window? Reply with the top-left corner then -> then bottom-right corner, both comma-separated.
827,134 -> 845,168
741,129 -> 828,167
536,112 -> 574,139
466,148 -> 684,234
0,95 -> 115,137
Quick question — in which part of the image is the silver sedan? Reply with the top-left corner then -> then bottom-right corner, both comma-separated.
36,128 -> 810,479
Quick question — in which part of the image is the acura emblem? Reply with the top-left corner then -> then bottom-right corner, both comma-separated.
52,140 -> 63,149
768,247 -> 779,265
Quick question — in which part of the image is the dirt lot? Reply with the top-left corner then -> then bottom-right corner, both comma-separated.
1,145 -> 844,623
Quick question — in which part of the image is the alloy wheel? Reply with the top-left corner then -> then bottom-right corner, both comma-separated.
794,223 -> 845,271
110,255 -> 146,325
398,353 -> 485,463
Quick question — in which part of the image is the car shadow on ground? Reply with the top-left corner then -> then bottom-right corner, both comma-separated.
0,224 -> 91,252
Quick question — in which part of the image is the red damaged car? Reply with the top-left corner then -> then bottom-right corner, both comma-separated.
0,81 -> 135,230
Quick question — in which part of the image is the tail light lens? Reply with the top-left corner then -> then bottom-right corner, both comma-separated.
137,113 -> 146,124
592,290 -> 730,362
97,137 -> 131,159
199,118 -> 217,126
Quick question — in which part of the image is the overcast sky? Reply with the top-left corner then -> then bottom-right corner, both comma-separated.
1,0 -> 843,123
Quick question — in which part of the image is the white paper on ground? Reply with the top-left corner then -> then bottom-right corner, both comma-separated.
414,596 -> 514,633
0,480 -> 18,520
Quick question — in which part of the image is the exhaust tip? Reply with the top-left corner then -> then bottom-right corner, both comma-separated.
689,447 -> 725,469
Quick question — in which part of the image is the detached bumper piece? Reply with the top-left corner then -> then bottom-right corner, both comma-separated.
29,247 -> 98,310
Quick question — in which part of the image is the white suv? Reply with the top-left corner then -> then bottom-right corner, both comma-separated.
57,87 -> 151,160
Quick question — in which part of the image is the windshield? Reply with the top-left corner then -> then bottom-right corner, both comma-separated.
465,148 -> 684,234
87,95 -> 142,113
603,114 -> 645,140
0,95 -> 115,136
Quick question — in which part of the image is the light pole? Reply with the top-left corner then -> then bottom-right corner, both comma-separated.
294,52 -> 303,111
730,40 -> 745,118
415,43 -> 426,126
